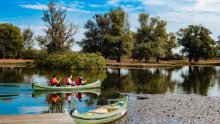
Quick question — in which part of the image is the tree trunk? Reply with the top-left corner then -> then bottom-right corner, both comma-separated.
156,57 -> 159,62
189,57 -> 192,62
194,57 -> 199,62
144,57 -> 149,63
116,55 -> 121,62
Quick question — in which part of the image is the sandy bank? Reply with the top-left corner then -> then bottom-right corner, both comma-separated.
113,94 -> 220,124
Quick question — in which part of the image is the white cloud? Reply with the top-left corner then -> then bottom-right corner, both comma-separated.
176,0 -> 220,14
107,0 -> 120,6
19,3 -> 47,10
142,0 -> 164,5
19,3 -> 92,13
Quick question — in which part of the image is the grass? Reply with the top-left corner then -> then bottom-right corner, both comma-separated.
1,58 -> 220,68
107,59 -> 220,68
0,59 -> 34,67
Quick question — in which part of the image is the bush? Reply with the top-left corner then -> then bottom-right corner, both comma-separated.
22,49 -> 37,59
34,52 -> 106,69
161,53 -> 183,60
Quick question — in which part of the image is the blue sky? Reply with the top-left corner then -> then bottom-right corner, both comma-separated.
1,0 -> 220,51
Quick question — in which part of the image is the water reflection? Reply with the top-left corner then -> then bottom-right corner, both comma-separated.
101,66 -> 220,96
1,66 -> 220,114
32,90 -> 101,114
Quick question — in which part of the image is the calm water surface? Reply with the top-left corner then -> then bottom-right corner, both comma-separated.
0,66 -> 220,114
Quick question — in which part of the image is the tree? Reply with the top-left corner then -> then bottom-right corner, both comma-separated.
36,0 -> 78,53
164,32 -> 178,60
151,18 -> 167,62
132,13 -> 151,62
132,13 -> 167,62
79,14 -> 111,58
104,7 -> 133,62
23,27 -> 34,49
177,25 -> 215,62
80,7 -> 133,62
0,23 -> 24,59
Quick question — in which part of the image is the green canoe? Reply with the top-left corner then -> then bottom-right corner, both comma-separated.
32,80 -> 101,91
32,88 -> 101,98
71,96 -> 128,124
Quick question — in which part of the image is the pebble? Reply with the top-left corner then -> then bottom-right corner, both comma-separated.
112,94 -> 220,124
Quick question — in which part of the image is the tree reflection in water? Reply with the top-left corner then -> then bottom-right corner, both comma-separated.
180,66 -> 216,95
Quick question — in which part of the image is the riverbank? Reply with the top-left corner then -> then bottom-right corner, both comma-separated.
107,59 -> 220,68
1,59 -> 220,69
114,94 -> 220,124
0,59 -> 33,67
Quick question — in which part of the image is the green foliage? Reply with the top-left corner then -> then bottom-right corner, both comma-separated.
79,14 -> 111,58
177,25 -> 216,62
34,52 -> 106,69
161,53 -> 183,60
105,7 -> 133,62
132,13 -> 169,62
34,50 -> 48,67
164,33 -> 178,60
22,49 -> 37,59
0,23 -> 24,59
79,7 -> 133,62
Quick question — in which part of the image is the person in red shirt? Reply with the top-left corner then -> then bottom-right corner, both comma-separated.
75,75 -> 87,86
50,75 -> 60,86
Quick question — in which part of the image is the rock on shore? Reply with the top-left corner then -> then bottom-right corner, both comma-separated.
112,94 -> 220,124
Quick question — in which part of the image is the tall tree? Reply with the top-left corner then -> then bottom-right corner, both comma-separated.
0,23 -> 23,59
79,14 -> 111,58
36,0 -> 78,53
80,8 -> 133,62
23,27 -> 34,49
132,13 -> 167,62
164,32 -> 178,60
151,17 -> 167,62
105,7 -> 133,62
132,13 -> 151,62
177,25 -> 215,62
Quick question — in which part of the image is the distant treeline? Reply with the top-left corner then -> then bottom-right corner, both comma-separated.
0,0 -> 219,63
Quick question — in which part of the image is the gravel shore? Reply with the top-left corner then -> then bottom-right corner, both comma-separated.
112,94 -> 220,124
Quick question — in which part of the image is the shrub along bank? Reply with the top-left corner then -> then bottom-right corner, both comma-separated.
34,52 -> 106,69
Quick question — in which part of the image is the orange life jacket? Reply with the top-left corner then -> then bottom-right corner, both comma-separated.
50,78 -> 58,86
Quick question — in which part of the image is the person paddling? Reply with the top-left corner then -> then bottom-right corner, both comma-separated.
66,74 -> 75,87
50,75 -> 61,87
75,75 -> 87,86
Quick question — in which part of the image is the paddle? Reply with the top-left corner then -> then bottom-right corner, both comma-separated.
58,78 -> 62,83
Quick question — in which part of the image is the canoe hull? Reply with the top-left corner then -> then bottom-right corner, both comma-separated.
32,88 -> 101,98
73,109 -> 127,124
72,96 -> 128,124
32,80 -> 101,91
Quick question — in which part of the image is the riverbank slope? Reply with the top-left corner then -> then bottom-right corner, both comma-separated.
0,59 -> 33,67
107,59 -> 220,68
1,59 -> 220,68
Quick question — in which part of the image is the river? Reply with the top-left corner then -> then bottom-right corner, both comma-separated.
0,66 -> 220,114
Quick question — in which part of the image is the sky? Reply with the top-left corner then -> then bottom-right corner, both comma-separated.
1,0 -> 220,51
